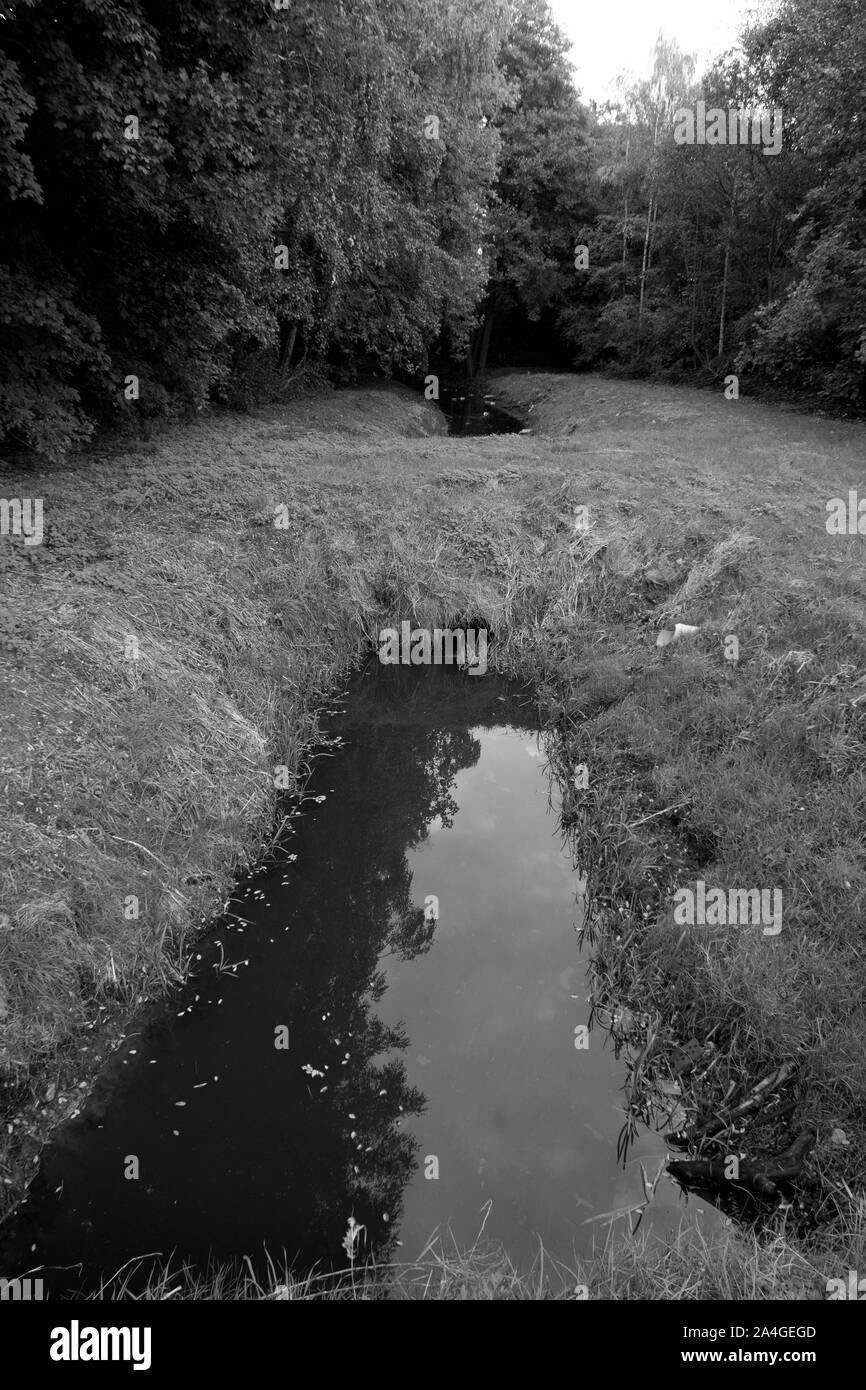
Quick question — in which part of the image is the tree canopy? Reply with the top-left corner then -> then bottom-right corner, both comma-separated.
2,0 -> 864,461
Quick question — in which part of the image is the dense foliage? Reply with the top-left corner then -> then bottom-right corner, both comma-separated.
478,0 -> 866,410
2,0 -> 864,460
0,0 -> 508,456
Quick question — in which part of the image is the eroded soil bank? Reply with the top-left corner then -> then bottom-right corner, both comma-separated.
1,373 -> 863,1295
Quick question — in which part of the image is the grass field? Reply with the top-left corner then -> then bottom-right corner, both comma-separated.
1,370 -> 863,1295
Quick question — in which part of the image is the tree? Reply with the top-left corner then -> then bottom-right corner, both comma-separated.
0,0 -> 510,458
467,0 -> 590,375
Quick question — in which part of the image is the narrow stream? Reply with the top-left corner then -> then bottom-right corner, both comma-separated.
437,381 -> 525,435
0,665 -> 712,1295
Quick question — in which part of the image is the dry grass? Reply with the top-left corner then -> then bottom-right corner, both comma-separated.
95,1202 -> 865,1300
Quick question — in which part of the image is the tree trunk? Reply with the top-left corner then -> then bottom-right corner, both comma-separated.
475,306 -> 495,377
637,195 -> 654,347
278,320 -> 298,373
766,215 -> 780,303
622,192 -> 629,276
718,173 -> 738,359
647,197 -> 658,272
637,112 -> 662,351
621,127 -> 630,276
688,226 -> 698,353
718,252 -> 730,359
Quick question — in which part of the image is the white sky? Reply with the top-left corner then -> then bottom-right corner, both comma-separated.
547,0 -> 771,105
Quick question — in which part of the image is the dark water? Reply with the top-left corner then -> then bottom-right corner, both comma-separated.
437,382 -> 525,436
0,666 -> 711,1295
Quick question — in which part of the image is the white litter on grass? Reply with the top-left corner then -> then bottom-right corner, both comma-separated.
656,622 -> 700,648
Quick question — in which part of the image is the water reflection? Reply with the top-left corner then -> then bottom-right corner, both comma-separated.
0,665 -> 712,1296
437,382 -> 525,436
0,670 -> 536,1293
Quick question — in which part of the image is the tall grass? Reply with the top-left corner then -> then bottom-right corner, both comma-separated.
93,1207 -> 863,1300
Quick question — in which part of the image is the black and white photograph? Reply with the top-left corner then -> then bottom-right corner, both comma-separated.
0,0 -> 862,1361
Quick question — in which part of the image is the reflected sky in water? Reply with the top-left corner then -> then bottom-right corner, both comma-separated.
0,665 -> 714,1294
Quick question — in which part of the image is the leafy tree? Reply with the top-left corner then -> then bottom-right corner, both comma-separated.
0,0 -> 509,458
467,0 -> 591,375
736,0 -> 866,406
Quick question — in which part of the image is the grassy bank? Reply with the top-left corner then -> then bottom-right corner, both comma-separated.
93,1218 -> 857,1300
1,371 -> 864,1292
